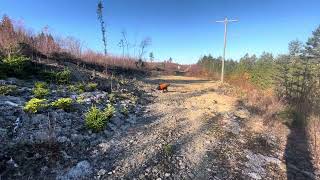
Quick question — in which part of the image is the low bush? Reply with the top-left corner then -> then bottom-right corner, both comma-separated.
67,84 -> 78,92
51,98 -> 73,111
3,55 -> 30,73
33,82 -> 50,98
76,95 -> 86,103
35,81 -> 48,89
39,70 -> 57,82
76,83 -> 86,93
86,83 -> 98,92
104,104 -> 116,118
108,93 -> 116,103
56,68 -> 71,84
24,98 -> 47,113
68,83 -> 86,94
85,104 -> 115,132
0,85 -> 17,95
163,143 -> 174,156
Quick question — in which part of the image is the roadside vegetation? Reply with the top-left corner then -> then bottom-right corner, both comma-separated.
195,25 -> 320,167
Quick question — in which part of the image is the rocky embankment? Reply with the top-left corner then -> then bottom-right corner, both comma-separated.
0,76 -> 148,179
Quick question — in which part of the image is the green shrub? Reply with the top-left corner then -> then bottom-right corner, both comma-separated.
68,82 -> 97,94
56,68 -> 71,84
163,143 -> 174,156
35,81 -> 47,89
39,70 -> 56,82
85,104 -> 115,132
77,83 -> 86,93
76,95 -> 86,103
68,83 -> 85,94
67,84 -> 77,92
24,98 -> 47,113
0,85 -> 17,95
3,55 -> 30,75
104,104 -> 116,118
51,98 -> 73,111
108,93 -> 116,103
33,82 -> 50,98
86,83 -> 98,92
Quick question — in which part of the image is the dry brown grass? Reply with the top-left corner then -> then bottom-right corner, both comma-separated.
226,72 -> 256,92
81,51 -> 139,69
246,116 -> 266,134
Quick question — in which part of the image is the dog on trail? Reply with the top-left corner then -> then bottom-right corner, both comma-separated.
157,83 -> 170,92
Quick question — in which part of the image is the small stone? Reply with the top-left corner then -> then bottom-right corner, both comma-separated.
97,169 -> 106,176
7,158 -> 18,168
35,153 -> 41,158
145,168 -> 151,173
4,101 -> 19,107
247,172 -> 262,179
57,136 -> 69,143
98,143 -> 111,152
165,173 -> 170,177
108,171 -> 112,175
188,173 -> 195,178
40,166 -> 48,174
139,174 -> 145,179
57,160 -> 92,180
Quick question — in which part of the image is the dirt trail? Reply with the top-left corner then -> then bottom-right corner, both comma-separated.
97,76 -> 287,179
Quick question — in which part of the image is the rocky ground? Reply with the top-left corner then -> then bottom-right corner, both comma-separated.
1,75 -> 319,179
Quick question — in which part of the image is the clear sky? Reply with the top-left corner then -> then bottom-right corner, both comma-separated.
0,0 -> 319,64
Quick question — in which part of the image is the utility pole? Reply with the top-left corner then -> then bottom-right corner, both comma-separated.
216,17 -> 238,83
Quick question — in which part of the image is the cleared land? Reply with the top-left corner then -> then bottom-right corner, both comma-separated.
100,76 -> 289,179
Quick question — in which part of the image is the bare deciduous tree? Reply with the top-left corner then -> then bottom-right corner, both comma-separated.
63,36 -> 83,58
118,39 -> 125,57
139,37 -> 151,59
0,15 -> 19,58
121,30 -> 129,56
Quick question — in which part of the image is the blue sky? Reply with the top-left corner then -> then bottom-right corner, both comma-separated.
0,0 -> 319,64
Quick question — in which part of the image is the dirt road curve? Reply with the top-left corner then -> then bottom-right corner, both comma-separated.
98,76 -> 288,180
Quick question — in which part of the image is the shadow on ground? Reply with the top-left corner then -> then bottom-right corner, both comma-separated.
284,126 -> 316,179
236,99 -> 317,179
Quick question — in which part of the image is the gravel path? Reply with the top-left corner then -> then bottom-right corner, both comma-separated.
95,76 -> 287,180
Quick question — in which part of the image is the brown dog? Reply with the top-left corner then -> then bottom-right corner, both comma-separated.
157,83 -> 170,92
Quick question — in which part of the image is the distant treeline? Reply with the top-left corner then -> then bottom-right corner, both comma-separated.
197,25 -> 320,124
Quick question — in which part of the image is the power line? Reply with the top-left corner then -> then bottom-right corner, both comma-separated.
216,17 -> 238,83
